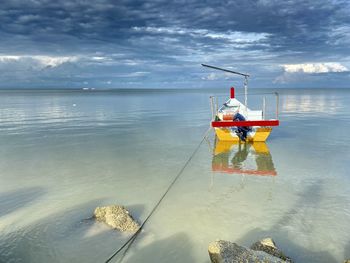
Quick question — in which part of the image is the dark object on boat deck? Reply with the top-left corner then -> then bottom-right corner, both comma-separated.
233,112 -> 251,141
235,130 -> 246,142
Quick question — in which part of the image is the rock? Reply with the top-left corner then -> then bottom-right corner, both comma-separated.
208,240 -> 287,263
344,260 -> 350,263
250,238 -> 293,262
94,205 -> 139,232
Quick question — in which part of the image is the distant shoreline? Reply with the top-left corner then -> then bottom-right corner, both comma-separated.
0,87 -> 349,93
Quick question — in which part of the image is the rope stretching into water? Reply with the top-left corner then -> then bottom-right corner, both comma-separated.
105,127 -> 212,263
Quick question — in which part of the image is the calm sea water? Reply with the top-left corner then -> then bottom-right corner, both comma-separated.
0,88 -> 349,263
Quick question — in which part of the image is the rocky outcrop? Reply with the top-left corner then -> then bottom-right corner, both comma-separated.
94,205 -> 139,232
208,240 -> 288,263
251,238 -> 292,262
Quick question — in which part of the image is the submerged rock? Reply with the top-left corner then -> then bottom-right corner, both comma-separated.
208,240 -> 287,263
250,238 -> 293,262
94,205 -> 139,232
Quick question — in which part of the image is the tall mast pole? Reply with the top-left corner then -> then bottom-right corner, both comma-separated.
244,75 -> 248,110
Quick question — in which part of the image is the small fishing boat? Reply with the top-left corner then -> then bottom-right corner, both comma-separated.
203,64 -> 280,142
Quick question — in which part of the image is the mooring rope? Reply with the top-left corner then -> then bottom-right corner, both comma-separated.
105,127 -> 212,263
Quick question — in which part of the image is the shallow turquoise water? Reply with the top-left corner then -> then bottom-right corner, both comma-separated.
0,88 -> 349,263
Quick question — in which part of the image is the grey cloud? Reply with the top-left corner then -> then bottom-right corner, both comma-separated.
0,0 -> 349,88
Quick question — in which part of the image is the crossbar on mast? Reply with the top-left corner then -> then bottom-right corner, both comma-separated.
201,64 -> 250,77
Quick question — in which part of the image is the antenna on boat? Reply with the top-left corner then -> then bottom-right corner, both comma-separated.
201,64 -> 250,109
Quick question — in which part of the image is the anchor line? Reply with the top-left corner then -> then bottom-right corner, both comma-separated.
105,127 -> 212,263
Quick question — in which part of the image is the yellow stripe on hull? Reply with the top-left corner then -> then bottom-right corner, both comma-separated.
214,127 -> 273,142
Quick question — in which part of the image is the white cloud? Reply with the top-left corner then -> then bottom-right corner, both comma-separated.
35,56 -> 78,67
0,55 -> 78,68
0,55 -> 131,67
202,73 -> 219,80
132,26 -> 269,44
0,56 -> 21,62
115,71 -> 150,78
201,72 -> 233,81
282,63 -> 348,74
91,56 -> 106,61
90,56 -> 115,62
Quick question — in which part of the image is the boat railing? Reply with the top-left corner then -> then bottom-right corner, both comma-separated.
210,92 -> 279,121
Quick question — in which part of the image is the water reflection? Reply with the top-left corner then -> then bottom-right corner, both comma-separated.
212,140 -> 277,176
282,94 -> 341,114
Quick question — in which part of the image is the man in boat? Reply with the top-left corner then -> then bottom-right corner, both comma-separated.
233,112 -> 251,142
219,100 -> 251,141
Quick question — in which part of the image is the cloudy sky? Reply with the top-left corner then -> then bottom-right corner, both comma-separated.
0,0 -> 349,89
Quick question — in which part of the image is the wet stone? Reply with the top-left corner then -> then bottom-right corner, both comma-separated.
94,205 -> 139,232
208,240 -> 287,263
250,238 -> 293,262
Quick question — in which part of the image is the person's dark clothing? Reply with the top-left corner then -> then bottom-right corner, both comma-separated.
233,113 -> 251,141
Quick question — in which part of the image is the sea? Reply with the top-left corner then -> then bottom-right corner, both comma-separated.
0,88 -> 349,263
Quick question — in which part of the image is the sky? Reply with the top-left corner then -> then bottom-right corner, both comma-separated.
0,0 -> 349,89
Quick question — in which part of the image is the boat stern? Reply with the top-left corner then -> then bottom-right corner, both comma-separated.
214,127 -> 273,142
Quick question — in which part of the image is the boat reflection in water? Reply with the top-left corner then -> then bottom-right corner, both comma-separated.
212,140 -> 277,176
